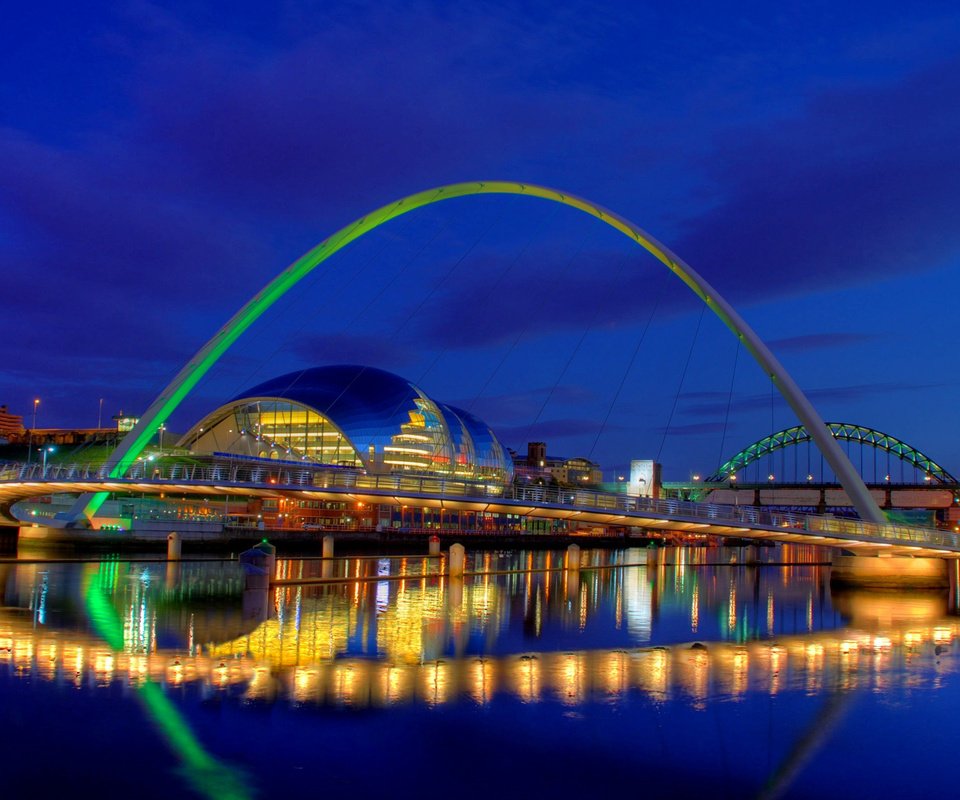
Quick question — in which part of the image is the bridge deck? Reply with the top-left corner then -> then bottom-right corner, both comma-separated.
2,460 -> 959,556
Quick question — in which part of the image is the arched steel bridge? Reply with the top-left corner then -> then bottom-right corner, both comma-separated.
63,181 -> 886,526
707,423 -> 958,485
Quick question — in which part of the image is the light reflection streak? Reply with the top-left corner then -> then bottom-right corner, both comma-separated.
81,570 -> 250,800
691,583 -> 699,633
3,546 -> 958,800
3,612 -> 959,710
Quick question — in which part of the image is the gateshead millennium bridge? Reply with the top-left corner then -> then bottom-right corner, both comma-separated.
5,182 -> 958,583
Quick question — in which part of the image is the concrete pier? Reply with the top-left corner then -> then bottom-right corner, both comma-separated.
448,543 -> 465,577
831,555 -> 949,589
239,544 -> 272,623
18,525 -> 71,544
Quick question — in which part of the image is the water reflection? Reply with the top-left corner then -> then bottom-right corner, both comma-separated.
0,548 -> 957,711
3,612 -> 958,707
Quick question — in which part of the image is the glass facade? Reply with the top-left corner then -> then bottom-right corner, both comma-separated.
178,366 -> 513,485
195,400 -> 364,466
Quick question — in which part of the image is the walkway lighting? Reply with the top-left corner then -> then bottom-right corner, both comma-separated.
41,445 -> 56,475
768,474 -> 775,482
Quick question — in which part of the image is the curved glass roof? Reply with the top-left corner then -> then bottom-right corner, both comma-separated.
180,365 -> 513,484
235,366 -> 427,456
440,403 -> 510,478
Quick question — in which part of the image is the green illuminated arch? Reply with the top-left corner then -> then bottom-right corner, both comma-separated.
69,181 -> 886,525
708,423 -> 958,484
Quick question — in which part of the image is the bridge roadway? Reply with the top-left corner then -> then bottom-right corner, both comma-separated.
3,460 -> 960,557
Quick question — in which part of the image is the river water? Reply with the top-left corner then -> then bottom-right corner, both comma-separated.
1,546 -> 957,798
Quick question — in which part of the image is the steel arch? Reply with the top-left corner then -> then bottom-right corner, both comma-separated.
66,181 -> 885,525
707,423 -> 957,484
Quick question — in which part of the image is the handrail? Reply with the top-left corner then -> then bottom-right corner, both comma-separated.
2,459 -> 958,550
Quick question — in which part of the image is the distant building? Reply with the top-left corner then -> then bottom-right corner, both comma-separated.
113,411 -> 140,432
0,405 -> 24,441
0,403 -> 124,447
512,441 -> 603,487
630,459 -> 662,498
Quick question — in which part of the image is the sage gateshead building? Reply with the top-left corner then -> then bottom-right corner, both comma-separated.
177,365 -> 513,485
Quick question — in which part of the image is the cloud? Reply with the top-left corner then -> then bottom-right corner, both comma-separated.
288,333 -> 417,368
681,381 -> 944,419
450,384 -> 600,423
410,248 -> 684,348
656,421 -> 732,437
675,56 -> 960,301
768,332 -> 882,353
492,418 -> 615,444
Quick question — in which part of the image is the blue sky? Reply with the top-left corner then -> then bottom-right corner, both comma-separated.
3,1 -> 959,479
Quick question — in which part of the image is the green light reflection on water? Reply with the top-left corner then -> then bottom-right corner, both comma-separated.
84,567 -> 251,800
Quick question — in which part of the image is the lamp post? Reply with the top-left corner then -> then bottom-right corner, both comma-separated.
27,398 -> 40,464
41,445 -> 56,477
158,423 -> 166,456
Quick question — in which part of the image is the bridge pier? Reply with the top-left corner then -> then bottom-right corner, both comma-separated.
18,525 -> 74,545
830,555 -> 949,589
448,543 -> 465,577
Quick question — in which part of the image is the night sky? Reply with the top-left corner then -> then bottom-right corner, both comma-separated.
3,1 -> 960,480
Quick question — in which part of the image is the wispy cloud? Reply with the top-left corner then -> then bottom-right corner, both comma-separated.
768,332 -> 882,353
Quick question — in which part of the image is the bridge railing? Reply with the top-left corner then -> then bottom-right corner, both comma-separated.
2,459 -> 959,550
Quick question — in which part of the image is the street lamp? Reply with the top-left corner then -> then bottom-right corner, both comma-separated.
41,445 -> 56,476
27,397 -> 39,464
158,423 -> 166,456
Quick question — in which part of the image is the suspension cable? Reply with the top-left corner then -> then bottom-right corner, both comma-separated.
656,305 -> 706,465
715,337 -> 741,478
463,207 -> 587,416
226,234 -> 393,399
586,272 -> 667,463
519,254 -> 631,445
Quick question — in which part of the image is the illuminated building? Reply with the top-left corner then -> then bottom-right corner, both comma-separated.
0,405 -> 125,447
179,365 -> 512,484
512,441 -> 603,487
0,405 -> 24,441
113,411 -> 140,432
